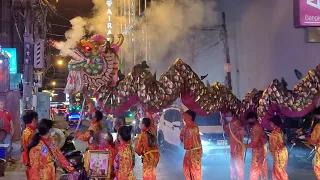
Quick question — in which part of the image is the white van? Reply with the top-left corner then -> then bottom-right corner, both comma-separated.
157,106 -> 230,159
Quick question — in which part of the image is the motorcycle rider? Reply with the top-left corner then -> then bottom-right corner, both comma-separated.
307,106 -> 320,180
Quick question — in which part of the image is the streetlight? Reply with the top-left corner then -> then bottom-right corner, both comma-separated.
51,81 -> 56,86
57,60 -> 63,66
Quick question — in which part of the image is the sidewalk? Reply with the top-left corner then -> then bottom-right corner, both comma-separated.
0,141 -> 25,180
0,116 -> 72,179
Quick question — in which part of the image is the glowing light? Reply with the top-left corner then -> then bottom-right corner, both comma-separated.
201,140 -> 211,146
85,46 -> 91,51
0,60 -> 3,64
69,114 -> 80,119
57,60 -> 63,65
51,81 -> 56,86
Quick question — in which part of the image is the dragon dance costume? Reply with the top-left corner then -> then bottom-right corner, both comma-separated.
180,116 -> 202,180
223,118 -> 245,180
114,142 -> 136,180
247,121 -> 268,180
76,121 -> 102,150
134,112 -> 160,180
308,123 -> 320,180
28,137 -> 74,180
269,127 -> 288,180
21,124 -> 36,179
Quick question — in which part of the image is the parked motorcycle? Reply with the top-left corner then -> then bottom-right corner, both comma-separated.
52,128 -> 84,172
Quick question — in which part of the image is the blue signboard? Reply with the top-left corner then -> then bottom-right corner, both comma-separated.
2,48 -> 17,74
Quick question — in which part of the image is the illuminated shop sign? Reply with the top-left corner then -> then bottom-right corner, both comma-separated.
2,48 -> 17,74
294,0 -> 320,27
106,0 -> 113,34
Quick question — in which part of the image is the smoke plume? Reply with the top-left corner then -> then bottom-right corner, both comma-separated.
136,0 -> 207,72
58,0 -> 216,73
87,0 -> 109,35
57,17 -> 87,56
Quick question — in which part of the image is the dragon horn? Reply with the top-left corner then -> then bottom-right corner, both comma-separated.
108,34 -> 115,45
116,34 -> 124,46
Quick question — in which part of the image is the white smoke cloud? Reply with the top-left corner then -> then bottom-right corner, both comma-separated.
57,17 -> 87,56
87,0 -> 109,34
58,0 -> 217,73
136,0 -> 206,72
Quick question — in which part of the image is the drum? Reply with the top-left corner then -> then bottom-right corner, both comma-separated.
52,128 -> 66,149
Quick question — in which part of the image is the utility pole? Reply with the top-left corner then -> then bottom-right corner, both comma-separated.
222,12 -> 232,90
21,0 -> 46,111
22,0 -> 35,111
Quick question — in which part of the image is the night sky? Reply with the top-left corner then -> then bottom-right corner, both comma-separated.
44,1 -> 96,91
47,0 -> 94,41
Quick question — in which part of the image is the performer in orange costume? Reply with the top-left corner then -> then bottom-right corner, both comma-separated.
307,107 -> 320,180
113,116 -> 136,168
84,131 -> 117,179
28,119 -> 74,180
269,115 -> 288,180
246,112 -> 268,180
21,110 -> 38,179
76,110 -> 103,150
180,109 -> 202,180
135,117 -> 160,180
114,126 -> 136,180
221,110 -> 245,180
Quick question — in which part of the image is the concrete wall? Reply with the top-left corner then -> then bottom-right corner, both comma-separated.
193,0 -> 320,98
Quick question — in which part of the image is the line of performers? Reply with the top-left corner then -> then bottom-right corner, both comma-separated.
20,106 -> 320,180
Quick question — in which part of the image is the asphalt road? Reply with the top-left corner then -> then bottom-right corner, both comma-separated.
73,136 -> 317,180
72,118 -> 317,180
3,115 -> 311,180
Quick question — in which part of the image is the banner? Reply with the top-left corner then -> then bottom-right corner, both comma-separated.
294,0 -> 320,27
35,92 -> 50,120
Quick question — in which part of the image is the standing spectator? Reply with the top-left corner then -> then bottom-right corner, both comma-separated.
0,99 -> 14,161
106,115 -> 114,132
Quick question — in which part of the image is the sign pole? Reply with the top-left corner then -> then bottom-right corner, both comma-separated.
75,97 -> 86,136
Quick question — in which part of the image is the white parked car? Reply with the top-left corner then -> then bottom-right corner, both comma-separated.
157,106 -> 230,160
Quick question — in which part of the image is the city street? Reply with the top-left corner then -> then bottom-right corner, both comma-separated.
0,116 -> 317,180
73,118 -> 317,180
74,135 -> 316,180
